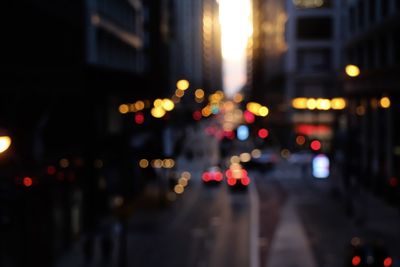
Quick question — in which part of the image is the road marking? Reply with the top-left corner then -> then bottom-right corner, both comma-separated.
249,180 -> 260,267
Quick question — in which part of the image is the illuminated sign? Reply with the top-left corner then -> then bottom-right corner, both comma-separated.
293,0 -> 325,8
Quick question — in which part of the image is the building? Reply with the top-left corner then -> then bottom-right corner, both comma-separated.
341,0 -> 400,199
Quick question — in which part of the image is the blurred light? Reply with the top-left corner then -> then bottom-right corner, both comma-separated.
351,237 -> 361,247
175,89 -> 185,97
331,98 -> 346,110
370,98 -> 379,109
233,93 -> 244,103
383,257 -> 393,267
292,98 -> 308,109
227,178 -> 237,186
193,111 -> 202,121
178,177 -> 188,187
244,110 -> 255,124
195,89 -> 205,99
356,106 -> 366,116
310,140 -> 322,151
174,184 -> 184,194
237,125 -> 249,141
246,102 -> 262,115
316,98 -> 331,110
139,159 -> 149,168
240,153 -> 251,162
389,177 -> 398,187
151,107 -> 166,118
94,159 -> 103,169
380,97 -> 391,108
258,128 -> 269,139
241,177 -> 250,186
135,101 -> 145,110
153,99 -> 163,107
162,99 -> 175,111
167,192 -> 177,202
182,171 -> 191,180
135,112 -> 145,124
345,64 -> 360,77
312,154 -> 330,178
163,159 -> 175,168
0,136 -> 12,153
258,106 -> 269,117
172,95 -> 181,103
176,79 -> 190,90
281,149 -> 290,159
296,135 -> 306,145
230,155 -> 241,164
195,97 -> 204,103
60,158 -> 69,168
352,255 -> 361,266
47,165 -> 57,175
202,106 -> 212,117
118,104 -> 129,114
23,177 -> 33,187
151,159 -> 163,168
306,98 -> 317,110
202,172 -> 211,182
113,196 -> 124,207
251,149 -> 261,158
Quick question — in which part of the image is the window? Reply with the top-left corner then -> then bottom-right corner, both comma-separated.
297,49 -> 331,72
296,17 -> 332,40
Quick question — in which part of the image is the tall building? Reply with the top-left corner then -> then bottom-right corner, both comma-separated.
285,0 -> 343,150
341,0 -> 400,196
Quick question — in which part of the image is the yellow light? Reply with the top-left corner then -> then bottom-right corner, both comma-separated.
176,79 -> 190,90
230,155 -> 240,164
345,64 -> 360,77
139,159 -> 149,168
240,153 -> 251,163
178,177 -> 188,187
306,98 -> 317,110
258,106 -> 269,117
380,97 -> 391,108
151,159 -> 163,168
175,89 -> 185,97
118,104 -> 129,114
174,184 -> 184,194
182,171 -> 191,180
135,101 -> 145,111
246,102 -> 262,114
60,158 -> 69,168
153,99 -> 163,107
331,98 -> 347,110
0,136 -> 12,154
195,89 -> 205,99
292,98 -> 308,109
316,98 -> 331,110
162,99 -> 175,111
129,104 -> 137,112
151,107 -> 166,118
233,93 -> 244,103
163,159 -> 175,168
251,149 -> 261,158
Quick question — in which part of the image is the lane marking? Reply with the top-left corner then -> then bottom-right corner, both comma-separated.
249,179 -> 260,267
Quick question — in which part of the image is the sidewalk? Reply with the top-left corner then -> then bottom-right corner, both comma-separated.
266,198 -> 317,267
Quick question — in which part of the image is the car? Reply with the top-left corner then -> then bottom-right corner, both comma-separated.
202,166 -> 224,185
225,163 -> 250,189
346,237 -> 393,267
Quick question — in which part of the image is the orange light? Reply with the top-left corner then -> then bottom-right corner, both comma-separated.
352,256 -> 361,266
23,177 -> 33,187
384,257 -> 393,267
296,135 -> 306,145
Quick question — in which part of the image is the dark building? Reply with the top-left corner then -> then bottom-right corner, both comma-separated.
341,0 -> 400,202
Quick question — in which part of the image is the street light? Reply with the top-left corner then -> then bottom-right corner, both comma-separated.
345,64 -> 360,77
0,135 -> 11,154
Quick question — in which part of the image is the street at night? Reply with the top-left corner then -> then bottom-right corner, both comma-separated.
2,0 -> 400,267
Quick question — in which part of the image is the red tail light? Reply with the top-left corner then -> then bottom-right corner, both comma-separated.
23,177 -> 33,187
227,178 -> 237,186
241,177 -> 250,186
384,257 -> 393,267
352,256 -> 361,266
215,172 -> 223,181
202,172 -> 210,182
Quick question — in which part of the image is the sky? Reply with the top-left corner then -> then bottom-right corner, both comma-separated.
218,0 -> 252,98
